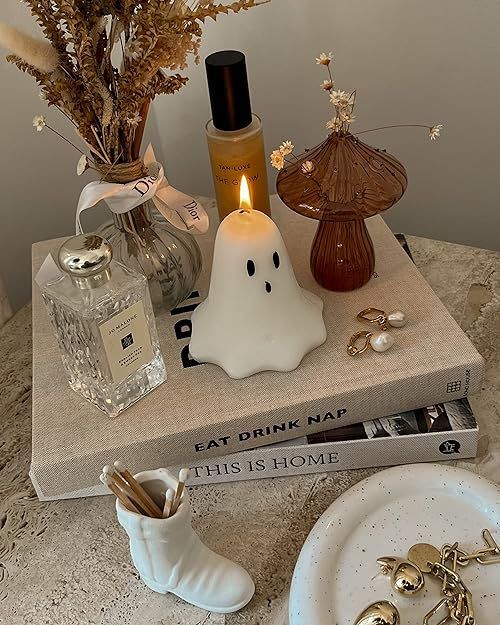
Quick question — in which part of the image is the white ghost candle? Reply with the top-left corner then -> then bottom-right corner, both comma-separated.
189,176 -> 327,379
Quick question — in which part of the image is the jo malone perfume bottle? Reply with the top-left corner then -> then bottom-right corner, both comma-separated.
41,234 -> 166,418
205,50 -> 271,221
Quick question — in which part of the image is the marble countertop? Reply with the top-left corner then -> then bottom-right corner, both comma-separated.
1,209 -> 499,625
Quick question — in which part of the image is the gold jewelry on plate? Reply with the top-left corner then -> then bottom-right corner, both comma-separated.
408,543 -> 441,574
377,556 -> 425,596
353,601 -> 400,625
347,330 -> 394,356
357,307 -> 407,330
367,530 -> 498,625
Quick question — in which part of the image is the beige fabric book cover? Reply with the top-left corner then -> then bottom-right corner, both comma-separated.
169,399 -> 480,486
31,198 -> 484,499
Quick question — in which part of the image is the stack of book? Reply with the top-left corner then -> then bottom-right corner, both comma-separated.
30,200 -> 484,499
170,398 -> 478,485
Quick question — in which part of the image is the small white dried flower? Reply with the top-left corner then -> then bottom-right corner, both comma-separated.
279,140 -> 294,156
270,149 -> 285,170
32,115 -> 46,132
329,90 -> 351,107
321,79 -> 333,91
326,117 -> 342,131
125,112 -> 142,127
339,111 -> 356,124
429,124 -> 443,140
315,52 -> 333,66
77,154 -> 88,176
301,160 -> 315,175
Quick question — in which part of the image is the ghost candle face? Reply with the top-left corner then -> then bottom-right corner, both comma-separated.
190,201 -> 327,379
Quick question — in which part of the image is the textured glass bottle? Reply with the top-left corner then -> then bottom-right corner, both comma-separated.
41,234 -> 166,418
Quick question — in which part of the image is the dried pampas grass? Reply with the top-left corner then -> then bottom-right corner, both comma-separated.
0,22 -> 59,73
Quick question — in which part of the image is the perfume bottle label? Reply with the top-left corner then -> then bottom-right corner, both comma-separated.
99,300 -> 154,384
212,157 -> 264,187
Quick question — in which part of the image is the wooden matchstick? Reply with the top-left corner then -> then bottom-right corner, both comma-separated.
103,465 -> 158,518
163,488 -> 175,519
171,468 -> 190,514
100,473 -> 141,514
113,461 -> 164,519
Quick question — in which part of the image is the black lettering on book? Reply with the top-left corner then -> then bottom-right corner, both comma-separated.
194,436 -> 231,452
230,461 -> 242,474
174,319 -> 192,340
248,459 -> 266,472
170,302 -> 199,316
192,462 -> 242,479
307,408 -> 347,426
205,463 -> 224,476
171,291 -> 204,369
181,345 -> 201,369
238,419 -> 302,442
272,457 -> 288,470
193,465 -> 204,478
272,452 -> 340,471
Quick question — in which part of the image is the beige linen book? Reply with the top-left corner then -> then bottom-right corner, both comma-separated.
169,399 -> 480,486
31,197 -> 484,500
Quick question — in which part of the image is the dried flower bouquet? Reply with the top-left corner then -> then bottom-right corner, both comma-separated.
0,1 -> 266,174
271,52 -> 442,171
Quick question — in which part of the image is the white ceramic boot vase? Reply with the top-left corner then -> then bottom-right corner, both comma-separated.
116,468 -> 255,613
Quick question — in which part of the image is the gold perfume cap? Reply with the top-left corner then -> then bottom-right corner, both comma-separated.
59,234 -> 113,290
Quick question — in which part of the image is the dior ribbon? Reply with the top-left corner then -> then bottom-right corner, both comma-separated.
75,144 -> 209,235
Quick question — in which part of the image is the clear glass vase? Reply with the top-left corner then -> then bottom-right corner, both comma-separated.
99,200 -> 202,312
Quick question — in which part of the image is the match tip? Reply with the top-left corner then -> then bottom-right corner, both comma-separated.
166,488 -> 175,501
99,473 -> 111,485
114,460 -> 126,472
179,468 -> 190,482
103,464 -> 114,475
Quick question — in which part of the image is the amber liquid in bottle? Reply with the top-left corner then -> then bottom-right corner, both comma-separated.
205,50 -> 271,222
206,115 -> 270,220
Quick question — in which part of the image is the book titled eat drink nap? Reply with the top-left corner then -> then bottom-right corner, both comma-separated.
31,198 -> 484,500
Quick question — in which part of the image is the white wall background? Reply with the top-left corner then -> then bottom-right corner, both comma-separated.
1,0 -> 499,311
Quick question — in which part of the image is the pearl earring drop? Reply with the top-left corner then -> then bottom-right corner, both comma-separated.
348,330 -> 394,356
348,306 -> 407,356
357,307 -> 407,330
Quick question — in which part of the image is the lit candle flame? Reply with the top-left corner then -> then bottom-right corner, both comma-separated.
239,174 -> 252,211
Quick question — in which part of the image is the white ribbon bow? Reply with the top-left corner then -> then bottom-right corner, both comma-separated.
76,145 -> 209,235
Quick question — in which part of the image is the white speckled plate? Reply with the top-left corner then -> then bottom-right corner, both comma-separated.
289,464 -> 500,625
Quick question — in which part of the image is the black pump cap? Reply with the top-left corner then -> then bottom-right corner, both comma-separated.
205,50 -> 252,131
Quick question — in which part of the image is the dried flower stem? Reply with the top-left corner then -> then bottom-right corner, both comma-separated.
131,100 -> 150,161
91,127 -> 112,164
45,123 -> 86,156
353,124 -> 434,136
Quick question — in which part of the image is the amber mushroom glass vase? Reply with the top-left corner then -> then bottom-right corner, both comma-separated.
276,132 -> 408,292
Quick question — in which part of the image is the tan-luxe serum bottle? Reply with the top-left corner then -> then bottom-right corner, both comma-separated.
205,51 -> 271,221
